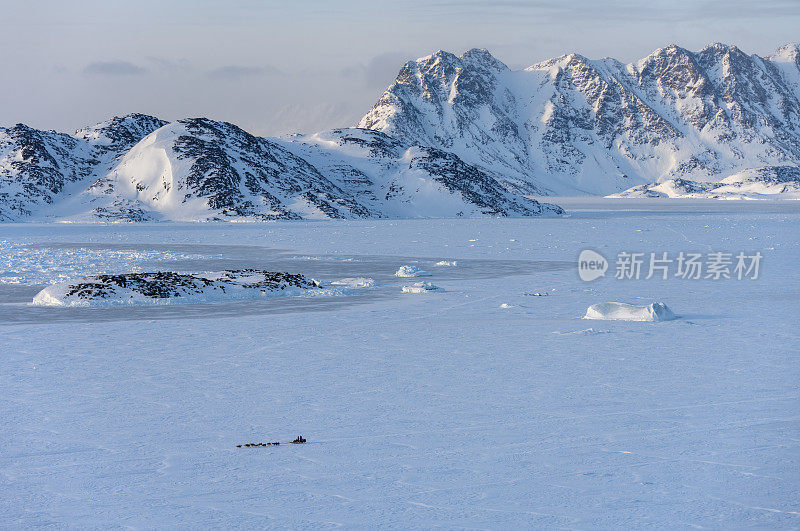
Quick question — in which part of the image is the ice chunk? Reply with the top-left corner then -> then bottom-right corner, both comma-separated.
401,282 -> 441,294
329,277 -> 375,289
584,302 -> 676,322
395,265 -> 430,277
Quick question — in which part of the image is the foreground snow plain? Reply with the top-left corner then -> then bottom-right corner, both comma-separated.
1,200 -> 799,528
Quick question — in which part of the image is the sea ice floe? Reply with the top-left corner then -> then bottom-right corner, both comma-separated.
584,302 -> 676,322
395,265 -> 430,277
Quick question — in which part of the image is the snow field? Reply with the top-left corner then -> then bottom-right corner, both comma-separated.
1,209 -> 798,527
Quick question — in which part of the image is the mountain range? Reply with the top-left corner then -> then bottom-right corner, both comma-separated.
360,43 -> 800,197
2,42 -> 799,221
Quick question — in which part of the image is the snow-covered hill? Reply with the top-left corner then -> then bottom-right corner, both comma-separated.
609,166 -> 800,199
1,116 -> 560,221
359,43 -> 800,196
0,114 -> 168,221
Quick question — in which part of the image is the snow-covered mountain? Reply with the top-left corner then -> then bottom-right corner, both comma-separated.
0,114 -> 168,221
4,42 -> 800,221
359,43 -> 800,197
1,115 -> 559,221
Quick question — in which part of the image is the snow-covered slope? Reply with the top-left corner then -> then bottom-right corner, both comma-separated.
359,43 -> 800,196
278,128 -> 557,219
0,125 -> 96,220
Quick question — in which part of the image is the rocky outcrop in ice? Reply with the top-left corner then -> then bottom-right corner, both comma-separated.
31,270 -> 324,307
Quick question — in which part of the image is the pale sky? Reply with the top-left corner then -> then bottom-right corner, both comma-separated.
2,0 -> 799,136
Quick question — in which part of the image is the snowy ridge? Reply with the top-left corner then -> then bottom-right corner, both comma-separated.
359,43 -> 800,196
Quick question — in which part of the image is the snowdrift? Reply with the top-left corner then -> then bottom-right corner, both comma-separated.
395,265 -> 430,277
401,281 -> 441,293
584,302 -> 676,322
31,270 -> 367,307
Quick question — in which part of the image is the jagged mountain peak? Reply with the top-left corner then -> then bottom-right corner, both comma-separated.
75,113 -> 168,149
459,48 -> 508,70
635,43 -> 694,66
769,43 -> 800,63
695,42 -> 754,68
413,48 -> 508,75
421,49 -> 459,63
700,42 -> 744,54
529,52 -> 593,72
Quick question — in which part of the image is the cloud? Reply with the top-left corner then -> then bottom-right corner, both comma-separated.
261,102 -> 361,136
145,57 -> 192,73
206,65 -> 282,80
83,61 -> 147,76
417,0 -> 800,23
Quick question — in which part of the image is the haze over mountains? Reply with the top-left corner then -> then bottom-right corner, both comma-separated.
2,42 -> 799,221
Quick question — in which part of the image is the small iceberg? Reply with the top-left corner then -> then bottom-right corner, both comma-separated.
401,282 -> 441,294
395,265 -> 430,277
584,302 -> 676,322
